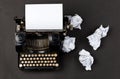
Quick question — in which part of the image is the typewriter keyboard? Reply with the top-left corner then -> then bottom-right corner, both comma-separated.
19,53 -> 59,70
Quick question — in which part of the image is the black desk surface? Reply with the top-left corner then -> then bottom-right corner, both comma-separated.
0,0 -> 120,79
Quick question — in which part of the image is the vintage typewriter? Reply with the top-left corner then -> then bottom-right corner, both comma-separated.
14,4 -> 66,70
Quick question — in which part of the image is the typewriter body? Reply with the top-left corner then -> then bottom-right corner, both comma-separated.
14,4 -> 66,70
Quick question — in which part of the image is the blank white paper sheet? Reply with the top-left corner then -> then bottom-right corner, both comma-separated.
25,4 -> 63,32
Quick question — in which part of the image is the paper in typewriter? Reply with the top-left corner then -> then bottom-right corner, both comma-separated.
25,4 -> 63,32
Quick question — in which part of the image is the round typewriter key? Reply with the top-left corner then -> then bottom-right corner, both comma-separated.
50,60 -> 53,63
25,54 -> 27,57
53,57 -> 56,60
33,64 -> 35,66
44,61 -> 47,63
21,54 -> 24,57
27,61 -> 30,63
31,54 -> 34,57
31,61 -> 33,63
21,61 -> 24,63
48,54 -> 50,57
46,64 -> 49,66
46,57 -> 49,60
45,54 -> 47,57
26,64 -> 29,67
47,61 -> 50,63
51,54 -> 54,57
26,58 -> 29,60
41,61 -> 43,63
39,64 -> 42,66
30,58 -> 32,60
41,54 -> 44,57
43,57 -> 46,60
23,64 -> 26,67
38,54 -> 41,57
52,64 -> 55,66
50,57 -> 52,60
19,64 -> 22,67
38,61 -> 40,63
29,64 -> 32,67
53,60 -> 56,63
20,58 -> 22,60
55,63 -> 59,67
36,64 -> 39,66
28,54 -> 31,57
54,54 -> 57,57
49,64 -> 52,66
25,61 -> 27,63
23,58 -> 26,60
34,61 -> 37,63
36,57 -> 39,60
35,54 -> 37,57
40,58 -> 42,60
43,64 -> 45,66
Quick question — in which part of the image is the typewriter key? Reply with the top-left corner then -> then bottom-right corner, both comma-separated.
28,54 -> 31,57
33,64 -> 35,66
20,58 -> 22,60
21,54 -> 24,57
38,61 -> 40,63
55,63 -> 59,67
31,61 -> 33,63
54,54 -> 57,57
30,58 -> 32,60
21,61 -> 24,63
41,61 -> 43,63
39,64 -> 42,66
29,64 -> 32,67
53,57 -> 56,60
36,57 -> 39,60
46,57 -> 49,60
43,64 -> 45,66
19,64 -> 22,67
34,61 -> 37,63
53,60 -> 56,63
25,54 -> 27,57
23,58 -> 26,60
26,58 -> 29,60
23,64 -> 26,67
36,64 -> 39,66
44,61 -> 47,63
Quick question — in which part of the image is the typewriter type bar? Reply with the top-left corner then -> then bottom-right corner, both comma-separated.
19,53 -> 59,70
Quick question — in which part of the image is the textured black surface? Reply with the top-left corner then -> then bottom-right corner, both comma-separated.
0,0 -> 120,79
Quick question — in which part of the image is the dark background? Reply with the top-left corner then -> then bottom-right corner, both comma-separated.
0,0 -> 120,79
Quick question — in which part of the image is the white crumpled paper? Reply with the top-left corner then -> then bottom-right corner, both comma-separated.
70,14 -> 83,29
62,36 -> 76,53
65,14 -> 83,30
79,49 -> 94,71
87,25 -> 109,50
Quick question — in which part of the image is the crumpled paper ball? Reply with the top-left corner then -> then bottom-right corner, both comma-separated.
79,49 -> 94,71
87,25 -> 109,50
62,36 -> 76,53
70,14 -> 83,30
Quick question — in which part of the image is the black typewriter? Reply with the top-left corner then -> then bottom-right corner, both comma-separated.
14,17 -> 65,70
14,4 -> 71,71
